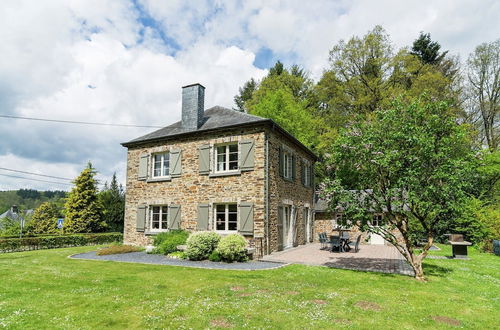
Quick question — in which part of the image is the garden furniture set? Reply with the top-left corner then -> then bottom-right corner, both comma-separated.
319,229 -> 361,253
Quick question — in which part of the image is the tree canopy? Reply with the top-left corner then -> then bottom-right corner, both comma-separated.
320,97 -> 478,280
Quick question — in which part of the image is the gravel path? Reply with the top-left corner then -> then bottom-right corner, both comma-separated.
70,251 -> 286,270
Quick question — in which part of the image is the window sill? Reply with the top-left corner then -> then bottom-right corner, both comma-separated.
147,176 -> 171,183
283,177 -> 294,183
209,170 -> 241,178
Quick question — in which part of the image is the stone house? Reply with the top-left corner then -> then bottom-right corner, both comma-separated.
121,83 -> 317,257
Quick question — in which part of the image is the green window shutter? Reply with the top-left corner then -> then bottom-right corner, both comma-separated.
199,145 -> 210,175
197,204 -> 210,230
238,202 -> 254,235
169,205 -> 181,229
136,205 -> 147,232
239,139 -> 255,171
278,146 -> 284,177
277,206 -> 284,251
138,154 -> 149,181
291,154 -> 296,181
170,149 -> 182,178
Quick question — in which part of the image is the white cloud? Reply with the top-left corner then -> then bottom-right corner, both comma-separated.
1,0 -> 498,190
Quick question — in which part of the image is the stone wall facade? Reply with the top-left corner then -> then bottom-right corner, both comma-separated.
266,129 -> 315,253
123,125 -> 315,257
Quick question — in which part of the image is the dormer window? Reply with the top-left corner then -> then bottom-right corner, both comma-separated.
152,152 -> 170,178
215,143 -> 238,172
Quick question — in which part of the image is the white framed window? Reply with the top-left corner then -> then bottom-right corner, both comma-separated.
150,205 -> 168,231
372,214 -> 383,227
214,203 -> 238,232
304,162 -> 311,187
215,143 -> 238,173
283,151 -> 293,179
152,152 -> 170,178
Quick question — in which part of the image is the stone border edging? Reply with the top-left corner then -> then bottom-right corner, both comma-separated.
68,251 -> 289,271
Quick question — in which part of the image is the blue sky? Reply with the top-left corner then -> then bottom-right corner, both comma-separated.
0,0 -> 499,190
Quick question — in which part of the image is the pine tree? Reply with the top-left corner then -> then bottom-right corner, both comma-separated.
64,162 -> 104,233
31,202 -> 60,234
98,172 -> 125,232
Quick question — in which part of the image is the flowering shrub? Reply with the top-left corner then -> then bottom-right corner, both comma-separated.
185,231 -> 220,260
216,234 -> 248,262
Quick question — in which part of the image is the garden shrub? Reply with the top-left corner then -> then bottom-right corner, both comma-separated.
0,232 -> 122,253
208,250 -> 222,262
216,234 -> 248,263
152,230 -> 189,255
167,251 -> 186,259
96,245 -> 142,255
185,231 -> 220,260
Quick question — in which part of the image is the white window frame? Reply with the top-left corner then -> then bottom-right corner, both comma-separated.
214,203 -> 238,233
304,161 -> 311,187
151,152 -> 170,178
149,205 -> 169,232
283,151 -> 293,180
214,143 -> 239,173
372,214 -> 383,227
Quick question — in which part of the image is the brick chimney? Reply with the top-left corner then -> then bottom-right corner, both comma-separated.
182,83 -> 205,130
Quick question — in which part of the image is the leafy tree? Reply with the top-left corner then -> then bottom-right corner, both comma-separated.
233,78 -> 257,112
64,163 -> 104,233
320,97 -> 477,280
243,61 -> 318,150
31,202 -> 60,234
98,173 -> 125,232
466,39 -> 500,150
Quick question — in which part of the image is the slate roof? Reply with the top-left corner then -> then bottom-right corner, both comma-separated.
122,106 -> 317,159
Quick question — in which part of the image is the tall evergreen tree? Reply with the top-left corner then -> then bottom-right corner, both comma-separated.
411,32 -> 448,65
64,163 -> 104,233
98,172 -> 125,232
31,202 -> 60,234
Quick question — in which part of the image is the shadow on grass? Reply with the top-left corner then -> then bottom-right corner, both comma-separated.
423,263 -> 453,277
322,257 -> 415,276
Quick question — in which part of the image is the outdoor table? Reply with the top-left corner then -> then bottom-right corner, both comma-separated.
332,228 -> 351,252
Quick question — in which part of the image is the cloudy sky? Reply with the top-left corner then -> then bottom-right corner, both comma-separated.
1,0 -> 498,191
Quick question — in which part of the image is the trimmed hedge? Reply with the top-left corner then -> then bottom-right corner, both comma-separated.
0,233 -> 123,253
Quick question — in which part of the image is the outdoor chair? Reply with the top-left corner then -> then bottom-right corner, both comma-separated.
329,236 -> 342,252
354,235 -> 362,253
318,233 -> 327,249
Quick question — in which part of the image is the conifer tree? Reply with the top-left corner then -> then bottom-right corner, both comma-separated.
31,202 -> 60,234
64,162 -> 104,233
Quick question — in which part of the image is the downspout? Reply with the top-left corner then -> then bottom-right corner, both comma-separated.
265,131 -> 270,255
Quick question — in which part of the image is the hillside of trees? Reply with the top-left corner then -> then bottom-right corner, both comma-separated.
0,189 -> 67,214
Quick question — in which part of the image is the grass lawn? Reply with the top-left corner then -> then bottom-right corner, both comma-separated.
0,245 -> 498,329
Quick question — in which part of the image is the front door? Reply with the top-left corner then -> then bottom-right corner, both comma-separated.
370,214 -> 385,245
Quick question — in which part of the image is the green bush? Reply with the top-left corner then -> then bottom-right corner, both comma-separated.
152,230 -> 189,255
167,251 -> 186,259
185,231 -> 220,260
0,233 -> 122,253
216,234 -> 248,263
208,250 -> 222,262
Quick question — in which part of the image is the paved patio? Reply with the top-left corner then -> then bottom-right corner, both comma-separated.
261,243 -> 415,276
